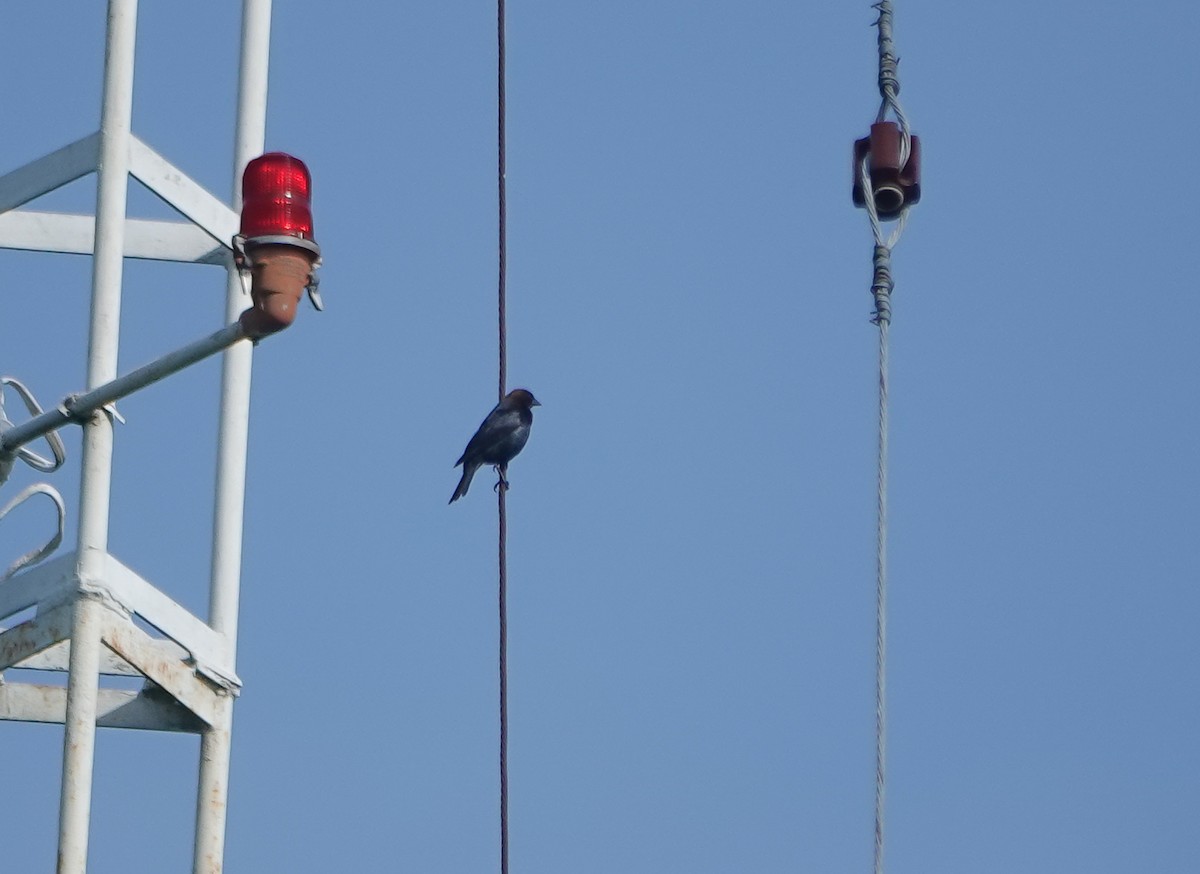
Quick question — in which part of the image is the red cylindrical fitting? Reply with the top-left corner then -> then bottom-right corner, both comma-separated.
852,121 -> 921,220
240,152 -> 316,243
238,244 -> 317,337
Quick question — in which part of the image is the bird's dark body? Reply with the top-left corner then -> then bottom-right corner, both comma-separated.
450,388 -> 539,503
455,406 -> 531,468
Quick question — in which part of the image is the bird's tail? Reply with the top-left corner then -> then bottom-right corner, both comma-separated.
449,463 -> 477,503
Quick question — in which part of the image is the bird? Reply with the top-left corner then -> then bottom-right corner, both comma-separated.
449,388 -> 540,503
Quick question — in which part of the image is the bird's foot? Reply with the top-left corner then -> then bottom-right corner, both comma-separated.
493,465 -> 510,494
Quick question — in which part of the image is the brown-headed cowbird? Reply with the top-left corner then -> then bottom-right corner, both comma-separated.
449,388 -> 540,503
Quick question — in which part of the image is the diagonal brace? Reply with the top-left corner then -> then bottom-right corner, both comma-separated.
0,601 -> 74,671
128,135 -> 238,246
0,133 -> 101,215
100,614 -> 224,727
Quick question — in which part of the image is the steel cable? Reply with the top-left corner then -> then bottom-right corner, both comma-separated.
496,1 -> 510,872
861,3 -> 913,872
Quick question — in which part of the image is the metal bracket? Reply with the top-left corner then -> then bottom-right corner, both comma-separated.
0,378 -> 68,579
0,376 -> 66,483
0,484 -> 65,581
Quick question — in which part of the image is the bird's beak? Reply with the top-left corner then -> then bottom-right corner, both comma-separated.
531,398 -> 542,407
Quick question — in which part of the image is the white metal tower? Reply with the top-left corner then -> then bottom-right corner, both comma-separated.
0,2 -> 299,871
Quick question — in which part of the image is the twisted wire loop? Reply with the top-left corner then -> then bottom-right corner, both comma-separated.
859,153 -> 910,257
867,0 -> 912,233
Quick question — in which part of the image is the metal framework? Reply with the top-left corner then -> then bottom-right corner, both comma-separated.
0,1 -> 275,871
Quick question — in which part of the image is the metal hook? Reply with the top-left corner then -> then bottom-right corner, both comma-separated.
0,482 -> 66,581
306,270 -> 324,312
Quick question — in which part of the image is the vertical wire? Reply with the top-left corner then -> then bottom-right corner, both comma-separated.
874,318 -> 889,874
865,5 -> 905,868
499,488 -> 509,874
497,0 -> 508,403
496,1 -> 510,873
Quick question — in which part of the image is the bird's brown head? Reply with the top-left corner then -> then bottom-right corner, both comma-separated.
504,388 -> 541,409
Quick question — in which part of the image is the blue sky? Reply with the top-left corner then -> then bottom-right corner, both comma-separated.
1,2 -> 1198,872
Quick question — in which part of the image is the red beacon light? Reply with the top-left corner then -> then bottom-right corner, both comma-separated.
234,151 -> 322,338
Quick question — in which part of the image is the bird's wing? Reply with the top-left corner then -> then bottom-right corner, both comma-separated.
459,403 -> 513,461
